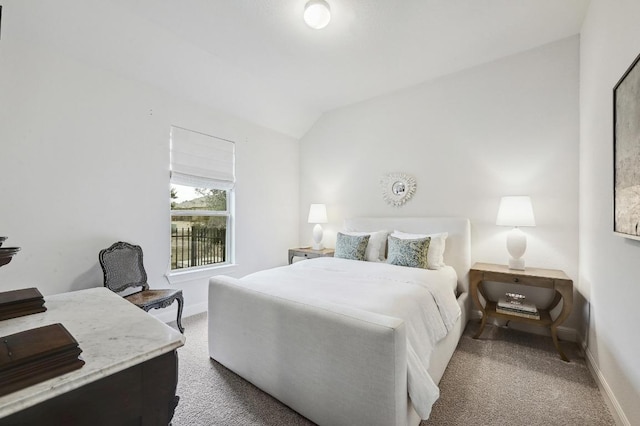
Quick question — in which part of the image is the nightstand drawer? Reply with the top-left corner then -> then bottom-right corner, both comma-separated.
483,271 -> 554,288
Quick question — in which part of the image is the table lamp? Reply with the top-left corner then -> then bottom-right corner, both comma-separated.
496,196 -> 536,270
308,204 -> 328,250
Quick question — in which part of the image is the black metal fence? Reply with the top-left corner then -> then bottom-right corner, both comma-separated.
171,226 -> 226,270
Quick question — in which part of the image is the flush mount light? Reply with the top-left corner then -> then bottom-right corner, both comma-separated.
304,0 -> 331,29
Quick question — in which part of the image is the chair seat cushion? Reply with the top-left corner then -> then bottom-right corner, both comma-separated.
125,289 -> 182,310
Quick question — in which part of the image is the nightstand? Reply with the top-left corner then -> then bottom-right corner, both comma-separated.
470,262 -> 573,361
288,247 -> 334,265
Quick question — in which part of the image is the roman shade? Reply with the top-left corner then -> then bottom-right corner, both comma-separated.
170,126 -> 235,189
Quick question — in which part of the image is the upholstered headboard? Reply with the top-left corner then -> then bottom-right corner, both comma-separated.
344,217 -> 471,295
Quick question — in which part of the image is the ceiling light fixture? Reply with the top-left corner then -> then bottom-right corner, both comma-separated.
304,0 -> 331,30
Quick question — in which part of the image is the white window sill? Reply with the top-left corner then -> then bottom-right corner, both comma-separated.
166,263 -> 238,284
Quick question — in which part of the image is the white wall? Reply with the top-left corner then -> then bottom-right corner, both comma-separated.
300,37 -> 581,331
0,11 -> 299,319
580,1 -> 640,424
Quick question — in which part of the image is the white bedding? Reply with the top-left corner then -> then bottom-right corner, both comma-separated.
237,257 -> 461,419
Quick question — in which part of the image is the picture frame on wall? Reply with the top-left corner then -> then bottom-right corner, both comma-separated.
613,52 -> 640,240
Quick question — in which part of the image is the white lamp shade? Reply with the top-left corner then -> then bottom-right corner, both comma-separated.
308,204 -> 328,224
496,196 -> 536,227
304,0 -> 331,29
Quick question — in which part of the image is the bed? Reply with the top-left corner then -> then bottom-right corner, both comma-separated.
208,217 -> 471,426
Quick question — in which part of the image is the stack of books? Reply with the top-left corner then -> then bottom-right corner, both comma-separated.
496,295 -> 540,320
0,288 -> 46,321
0,323 -> 85,396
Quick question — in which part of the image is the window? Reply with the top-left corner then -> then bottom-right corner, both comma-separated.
169,126 -> 235,272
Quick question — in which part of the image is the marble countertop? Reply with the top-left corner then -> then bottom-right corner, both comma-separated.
0,287 -> 186,418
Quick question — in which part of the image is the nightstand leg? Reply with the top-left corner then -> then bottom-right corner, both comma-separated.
470,270 -> 487,339
473,315 -> 487,339
551,326 -> 569,362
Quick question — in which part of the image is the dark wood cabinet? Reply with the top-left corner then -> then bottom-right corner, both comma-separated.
0,350 -> 179,426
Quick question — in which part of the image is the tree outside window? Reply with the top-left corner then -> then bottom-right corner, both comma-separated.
170,184 -> 229,270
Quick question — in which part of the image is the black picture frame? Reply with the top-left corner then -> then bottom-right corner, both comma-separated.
613,52 -> 640,240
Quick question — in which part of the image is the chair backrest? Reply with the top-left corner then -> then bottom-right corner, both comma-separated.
99,241 -> 149,293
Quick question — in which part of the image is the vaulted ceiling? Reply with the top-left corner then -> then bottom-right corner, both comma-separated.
11,0 -> 590,138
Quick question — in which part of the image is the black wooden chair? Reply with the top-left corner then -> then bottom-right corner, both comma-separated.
99,241 -> 184,333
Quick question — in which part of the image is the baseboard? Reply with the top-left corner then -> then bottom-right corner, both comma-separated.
581,340 -> 630,426
151,301 -> 208,324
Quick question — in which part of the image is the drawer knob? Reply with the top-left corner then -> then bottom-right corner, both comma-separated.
513,278 -> 519,283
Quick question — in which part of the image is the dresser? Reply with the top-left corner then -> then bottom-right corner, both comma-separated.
0,287 -> 185,425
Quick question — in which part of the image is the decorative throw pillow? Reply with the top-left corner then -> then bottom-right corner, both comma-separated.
340,230 -> 389,261
386,235 -> 431,269
334,232 -> 370,261
391,231 -> 447,269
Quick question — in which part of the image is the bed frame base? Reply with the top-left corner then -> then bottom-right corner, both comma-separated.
209,217 -> 471,426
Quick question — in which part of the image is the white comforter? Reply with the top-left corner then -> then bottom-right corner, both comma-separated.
240,257 -> 461,419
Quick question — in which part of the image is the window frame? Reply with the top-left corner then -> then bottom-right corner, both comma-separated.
168,184 -> 235,276
167,126 -> 236,280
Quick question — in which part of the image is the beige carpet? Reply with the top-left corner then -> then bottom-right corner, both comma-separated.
171,313 -> 614,426
425,322 -> 615,425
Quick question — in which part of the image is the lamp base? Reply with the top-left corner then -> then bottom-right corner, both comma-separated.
312,224 -> 324,250
506,227 -> 527,270
508,258 -> 525,270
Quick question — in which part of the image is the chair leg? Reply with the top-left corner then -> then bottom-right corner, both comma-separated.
133,294 -> 184,334
175,293 -> 185,334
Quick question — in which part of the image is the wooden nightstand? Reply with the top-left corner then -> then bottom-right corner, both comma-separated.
470,262 -> 573,361
288,247 -> 334,264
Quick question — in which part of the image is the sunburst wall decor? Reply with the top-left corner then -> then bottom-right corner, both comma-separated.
380,173 -> 416,207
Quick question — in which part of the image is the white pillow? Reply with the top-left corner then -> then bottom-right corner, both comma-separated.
341,230 -> 389,262
391,231 -> 448,270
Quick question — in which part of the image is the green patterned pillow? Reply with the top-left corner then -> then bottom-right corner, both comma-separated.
386,235 -> 431,269
334,232 -> 370,261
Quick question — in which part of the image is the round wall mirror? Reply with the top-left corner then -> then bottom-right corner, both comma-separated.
381,173 -> 416,207
392,181 -> 406,195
